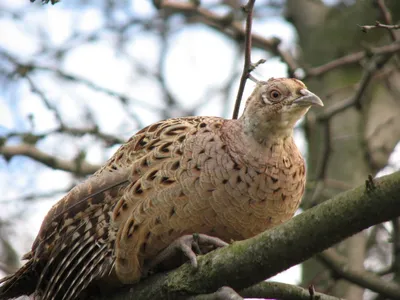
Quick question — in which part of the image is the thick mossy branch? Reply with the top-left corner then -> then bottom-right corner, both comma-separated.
104,171 -> 400,300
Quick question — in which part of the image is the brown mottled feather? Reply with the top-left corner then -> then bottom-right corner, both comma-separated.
0,78 -> 322,300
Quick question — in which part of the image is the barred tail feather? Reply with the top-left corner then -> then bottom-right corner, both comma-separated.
1,171 -> 127,300
42,240 -> 98,300
40,212 -> 113,300
61,244 -> 109,300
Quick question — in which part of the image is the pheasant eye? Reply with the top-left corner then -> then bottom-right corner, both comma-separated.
270,90 -> 281,100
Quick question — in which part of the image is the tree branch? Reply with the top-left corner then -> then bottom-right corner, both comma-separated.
304,42 -> 400,79
232,0 -> 256,120
159,1 -> 295,74
240,281 -> 341,300
360,21 -> 400,34
101,171 -> 400,300
317,249 -> 400,299
0,144 -> 99,175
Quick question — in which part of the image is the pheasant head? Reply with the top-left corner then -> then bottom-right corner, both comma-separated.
240,77 -> 323,143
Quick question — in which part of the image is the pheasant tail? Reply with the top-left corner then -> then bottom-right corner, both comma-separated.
0,259 -> 36,299
1,169 -> 129,300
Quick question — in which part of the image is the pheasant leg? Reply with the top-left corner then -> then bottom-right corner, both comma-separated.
143,234 -> 228,275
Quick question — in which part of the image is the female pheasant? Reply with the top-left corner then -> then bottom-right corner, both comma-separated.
0,78 -> 323,300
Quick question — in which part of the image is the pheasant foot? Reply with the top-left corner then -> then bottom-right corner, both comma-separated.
143,233 -> 228,275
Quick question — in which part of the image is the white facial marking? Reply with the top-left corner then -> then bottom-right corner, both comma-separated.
262,93 -> 271,104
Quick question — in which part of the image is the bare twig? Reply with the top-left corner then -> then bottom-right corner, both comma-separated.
304,42 -> 400,79
360,21 -> 400,34
359,0 -> 398,42
232,0 -> 256,120
376,0 -> 394,28
2,126 -> 123,148
55,126 -> 124,146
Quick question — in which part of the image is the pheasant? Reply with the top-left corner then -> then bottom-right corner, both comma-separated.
0,77 -> 323,300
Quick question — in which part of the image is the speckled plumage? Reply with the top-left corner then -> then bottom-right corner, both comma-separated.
0,78 -> 323,300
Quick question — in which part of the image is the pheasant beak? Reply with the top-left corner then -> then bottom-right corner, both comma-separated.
294,89 -> 324,107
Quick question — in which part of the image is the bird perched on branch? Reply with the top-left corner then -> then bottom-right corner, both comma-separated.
0,77 -> 323,300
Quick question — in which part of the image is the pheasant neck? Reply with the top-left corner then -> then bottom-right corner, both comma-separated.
238,114 -> 294,146
222,119 -> 294,168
